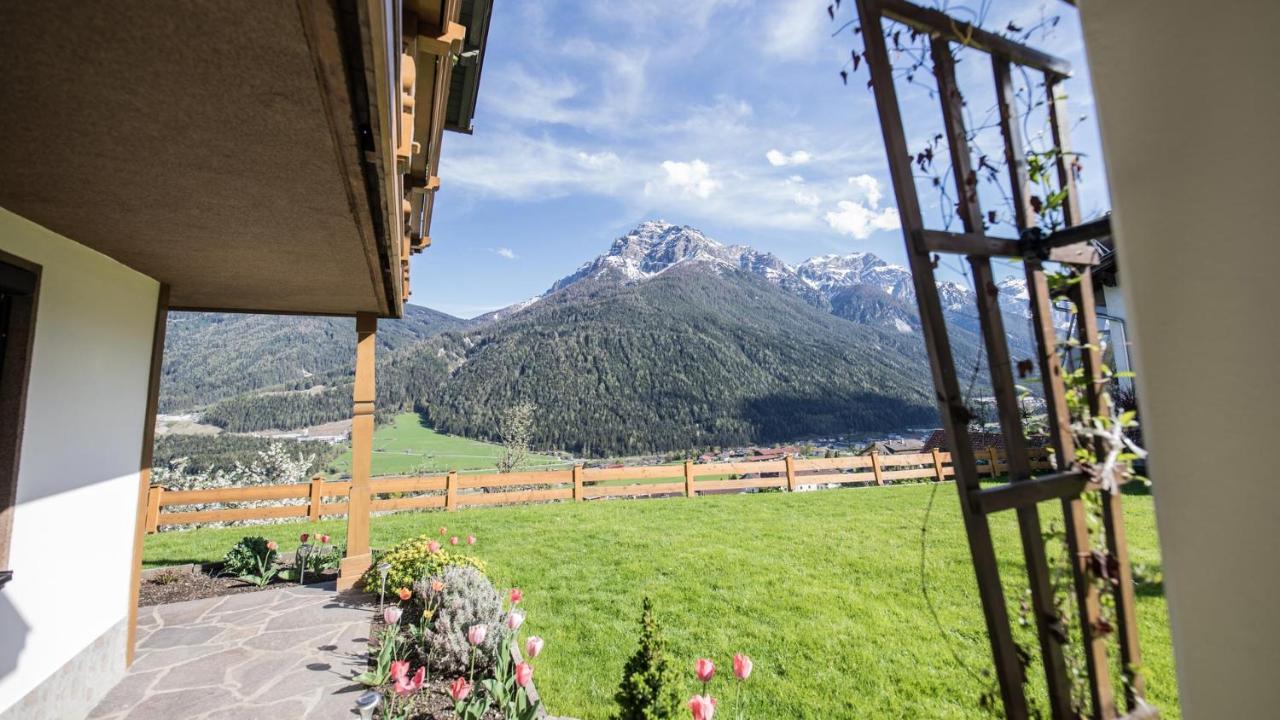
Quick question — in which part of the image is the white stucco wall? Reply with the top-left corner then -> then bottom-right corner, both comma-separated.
0,207 -> 160,716
1080,1 -> 1280,716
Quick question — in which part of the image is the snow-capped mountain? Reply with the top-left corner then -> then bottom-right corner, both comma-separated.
503,221 -> 1041,341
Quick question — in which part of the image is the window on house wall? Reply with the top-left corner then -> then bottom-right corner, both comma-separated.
0,255 -> 39,590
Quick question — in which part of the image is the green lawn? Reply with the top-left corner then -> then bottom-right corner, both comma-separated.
143,484 -> 1179,719
331,412 -> 566,476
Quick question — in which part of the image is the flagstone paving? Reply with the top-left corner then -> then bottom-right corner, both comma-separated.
90,583 -> 373,720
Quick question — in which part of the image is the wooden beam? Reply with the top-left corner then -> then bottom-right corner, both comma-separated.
339,312 -> 377,590
127,283 -> 168,666
855,3 -> 1029,714
872,0 -> 1072,78
919,229 -> 1100,264
975,471 -> 1089,514
418,21 -> 465,56
933,36 -> 1074,718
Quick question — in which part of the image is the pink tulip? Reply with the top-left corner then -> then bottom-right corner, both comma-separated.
525,636 -> 544,659
688,694 -> 717,720
467,624 -> 487,646
394,665 -> 425,696
428,541 -> 441,553
449,676 -> 472,702
506,610 -> 525,631
467,535 -> 477,545
300,533 -> 309,543
266,541 -> 278,551
509,588 -> 523,605
515,662 -> 534,687
450,536 -> 459,546
383,606 -> 402,625
695,658 -> 715,684
390,659 -> 410,682
733,653 -> 753,680
319,534 -> 330,544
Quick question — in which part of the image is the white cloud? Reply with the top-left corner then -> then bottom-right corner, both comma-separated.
651,160 -> 721,199
766,149 -> 812,167
793,190 -> 820,207
495,248 -> 517,260
764,0 -> 827,60
576,151 -> 621,169
848,174 -> 884,208
825,201 -> 901,239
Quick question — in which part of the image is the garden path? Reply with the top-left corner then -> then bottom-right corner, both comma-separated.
90,582 -> 372,720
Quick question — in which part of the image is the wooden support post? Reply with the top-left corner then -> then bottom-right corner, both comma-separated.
144,486 -> 163,533
127,283 -> 168,666
572,464 -> 584,501
870,452 -> 885,486
931,448 -> 945,482
988,446 -> 1001,479
339,313 -> 377,591
683,460 -> 695,497
784,455 -> 796,491
308,476 -> 324,522
445,470 -> 458,510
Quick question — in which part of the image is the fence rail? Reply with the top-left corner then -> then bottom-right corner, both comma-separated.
143,447 -> 1053,532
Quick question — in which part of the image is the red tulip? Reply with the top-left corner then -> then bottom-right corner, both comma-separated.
449,676 -> 472,702
266,541 -> 278,551
394,665 -> 425,696
467,535 -> 477,545
390,659 -> 410,682
525,636 -> 544,659
397,587 -> 412,601
515,662 -> 534,687
695,658 -> 715,684
450,536 -> 459,546
733,653 -> 753,680
428,541 -> 441,553
319,534 -> 330,544
300,533 -> 309,543
687,694 -> 717,720
509,588 -> 523,605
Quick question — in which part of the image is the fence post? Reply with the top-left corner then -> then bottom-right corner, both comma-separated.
784,455 -> 796,491
144,485 -> 163,534
870,451 -> 885,486
572,464 -> 584,502
988,446 -> 1001,479
308,475 -> 324,522
445,471 -> 458,511
683,460 -> 695,497
931,448 -> 945,482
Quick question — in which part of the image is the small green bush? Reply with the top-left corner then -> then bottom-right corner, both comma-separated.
415,565 -> 503,675
361,534 -> 486,593
614,597 -> 684,720
222,537 -> 276,578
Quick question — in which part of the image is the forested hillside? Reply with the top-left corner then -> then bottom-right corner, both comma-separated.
160,304 -> 462,411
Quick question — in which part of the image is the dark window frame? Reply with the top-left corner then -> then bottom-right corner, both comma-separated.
0,250 -> 40,588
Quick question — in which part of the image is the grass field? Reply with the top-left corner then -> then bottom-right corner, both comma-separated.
143,484 -> 1179,719
331,412 -> 566,476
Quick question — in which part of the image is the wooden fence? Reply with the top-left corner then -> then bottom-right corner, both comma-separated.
143,447 -> 1053,532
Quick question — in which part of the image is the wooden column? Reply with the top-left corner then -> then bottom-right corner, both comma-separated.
572,464 -> 584,501
931,448 -> 946,482
784,455 -> 796,492
308,476 -> 324,522
683,460 -> 695,497
126,283 -> 168,666
988,447 -> 1001,479
869,452 -> 885,486
338,312 -> 377,590
445,470 -> 458,510
144,486 -> 163,533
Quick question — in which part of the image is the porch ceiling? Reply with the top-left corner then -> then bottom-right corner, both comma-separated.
0,1 -> 398,317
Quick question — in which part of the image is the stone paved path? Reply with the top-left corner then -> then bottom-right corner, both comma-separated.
90,583 -> 373,720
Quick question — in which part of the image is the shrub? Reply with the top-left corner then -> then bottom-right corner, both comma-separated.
222,536 -> 276,577
362,534 -> 487,593
414,565 -> 503,675
614,597 -> 684,720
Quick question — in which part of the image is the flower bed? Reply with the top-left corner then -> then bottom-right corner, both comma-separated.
138,532 -> 342,606
354,528 -> 550,720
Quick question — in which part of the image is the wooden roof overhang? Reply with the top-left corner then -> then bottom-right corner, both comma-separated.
0,0 -> 489,319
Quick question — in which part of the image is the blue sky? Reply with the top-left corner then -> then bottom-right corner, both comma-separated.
413,0 -> 1109,318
